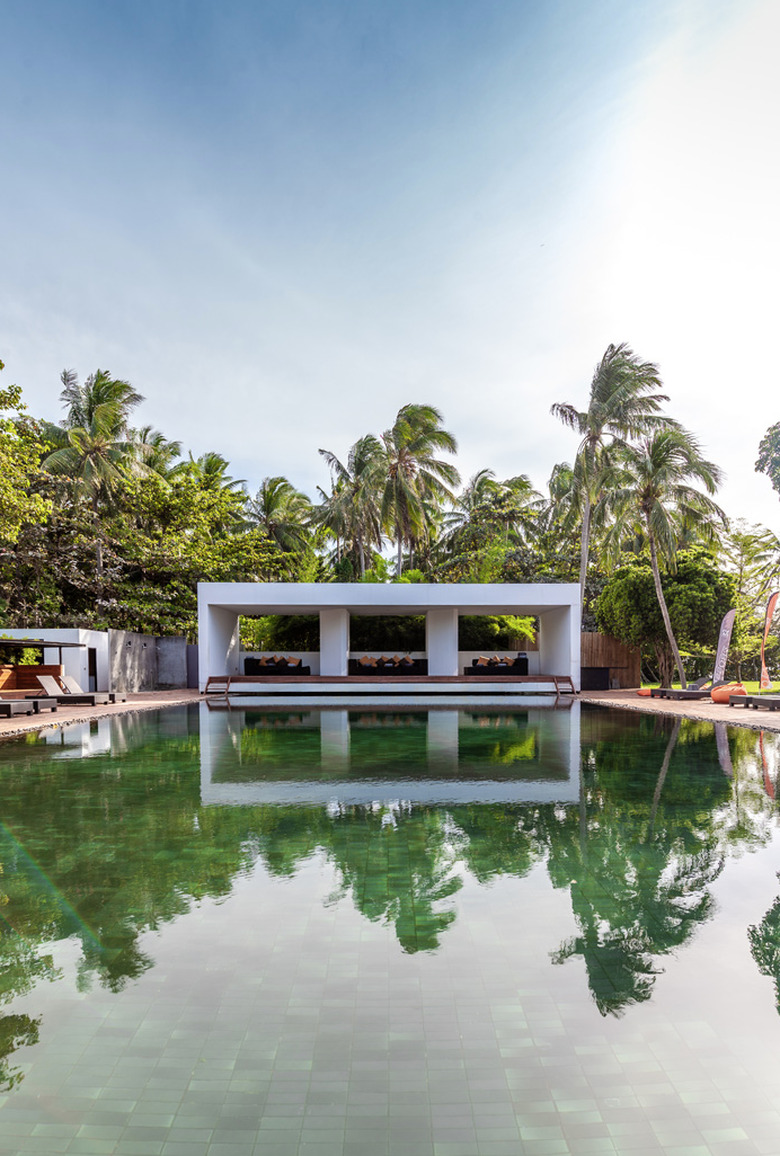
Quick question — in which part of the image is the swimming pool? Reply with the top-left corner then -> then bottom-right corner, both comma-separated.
1,701 -> 779,1154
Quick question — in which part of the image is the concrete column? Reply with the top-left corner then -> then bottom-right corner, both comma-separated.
426,608 -> 459,676
320,709 -> 350,772
198,603 -> 241,691
538,606 -> 579,690
426,709 -> 459,772
319,608 -> 350,676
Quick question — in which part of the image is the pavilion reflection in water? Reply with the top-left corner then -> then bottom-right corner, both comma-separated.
198,698 -> 581,806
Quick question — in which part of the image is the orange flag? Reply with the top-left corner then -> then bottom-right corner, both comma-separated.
760,592 -> 779,690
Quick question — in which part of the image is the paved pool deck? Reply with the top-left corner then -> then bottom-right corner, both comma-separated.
579,687 -> 780,731
1,686 -> 778,739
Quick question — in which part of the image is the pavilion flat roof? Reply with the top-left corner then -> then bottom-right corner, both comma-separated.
0,638 -> 87,649
198,581 -> 580,617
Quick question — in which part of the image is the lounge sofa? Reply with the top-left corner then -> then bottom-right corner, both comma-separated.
348,656 -> 428,676
244,656 -> 311,676
464,655 -> 529,676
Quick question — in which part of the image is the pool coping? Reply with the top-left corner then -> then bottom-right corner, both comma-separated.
3,686 -> 780,740
0,688 -> 202,740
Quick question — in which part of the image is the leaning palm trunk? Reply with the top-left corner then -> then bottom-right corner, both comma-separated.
647,528 -> 687,688
647,717 -> 681,839
579,489 -> 592,607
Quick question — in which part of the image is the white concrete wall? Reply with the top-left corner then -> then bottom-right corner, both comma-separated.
2,627 -> 110,691
426,608 -> 459,676
198,605 -> 240,691
319,608 -> 350,676
538,607 -> 580,690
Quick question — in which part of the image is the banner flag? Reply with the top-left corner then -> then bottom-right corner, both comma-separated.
715,722 -> 734,780
712,609 -> 736,684
760,592 -> 779,691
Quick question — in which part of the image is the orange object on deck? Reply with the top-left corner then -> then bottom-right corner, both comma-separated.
711,683 -> 746,703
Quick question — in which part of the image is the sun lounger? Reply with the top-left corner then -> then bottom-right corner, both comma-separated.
0,698 -> 36,717
650,676 -> 712,699
29,697 -> 58,713
731,694 -> 780,711
663,681 -> 729,701
60,675 -> 126,703
652,676 -> 730,700
36,675 -> 111,705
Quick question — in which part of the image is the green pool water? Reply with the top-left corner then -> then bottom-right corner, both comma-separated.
1,701 -> 780,1155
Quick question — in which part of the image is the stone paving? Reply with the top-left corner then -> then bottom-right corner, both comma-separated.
579,687 -> 780,732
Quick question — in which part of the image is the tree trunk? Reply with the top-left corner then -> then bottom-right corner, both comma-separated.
358,538 -> 365,577
647,526 -> 687,689
647,717 -> 681,839
653,642 -> 675,688
578,489 -> 591,615
397,535 -> 403,577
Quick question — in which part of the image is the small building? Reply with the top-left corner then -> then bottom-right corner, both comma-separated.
197,581 -> 581,692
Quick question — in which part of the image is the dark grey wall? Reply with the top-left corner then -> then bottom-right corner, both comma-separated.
186,644 -> 199,689
156,636 -> 188,688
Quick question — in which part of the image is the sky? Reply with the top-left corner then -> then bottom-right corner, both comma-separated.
2,0 -> 779,529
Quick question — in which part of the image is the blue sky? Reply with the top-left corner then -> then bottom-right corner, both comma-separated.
2,0 -> 779,527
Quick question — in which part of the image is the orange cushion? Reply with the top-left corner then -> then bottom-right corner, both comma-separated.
711,683 -> 745,703
636,687 -> 652,697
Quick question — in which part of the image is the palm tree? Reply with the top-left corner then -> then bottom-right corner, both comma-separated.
127,426 -> 182,478
246,476 -> 313,553
551,344 -> 672,610
180,451 -> 244,493
318,435 -> 384,576
42,369 -> 153,578
58,367 -> 144,431
380,404 -> 460,575
605,428 -> 726,688
442,469 -> 502,548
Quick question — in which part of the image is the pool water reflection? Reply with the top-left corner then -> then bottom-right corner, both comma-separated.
1,702 -> 780,1154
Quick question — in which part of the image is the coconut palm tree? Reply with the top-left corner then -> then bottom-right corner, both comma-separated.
42,369 -> 151,576
127,426 -> 182,478
246,476 -> 313,553
318,435 -> 384,576
58,367 -> 144,431
43,369 -> 149,505
605,428 -> 726,688
442,469 -> 502,548
181,451 -> 245,493
379,404 -> 460,575
442,470 -> 542,559
551,344 -> 672,611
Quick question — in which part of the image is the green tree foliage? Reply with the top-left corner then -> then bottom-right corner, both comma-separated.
756,422 -> 780,496
247,476 -> 314,553
551,343 -> 671,610
596,551 -> 736,685
0,364 -> 51,546
317,436 -> 384,576
721,522 -> 780,679
379,403 -> 460,575
603,428 -> 726,687
1,474 -> 292,637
